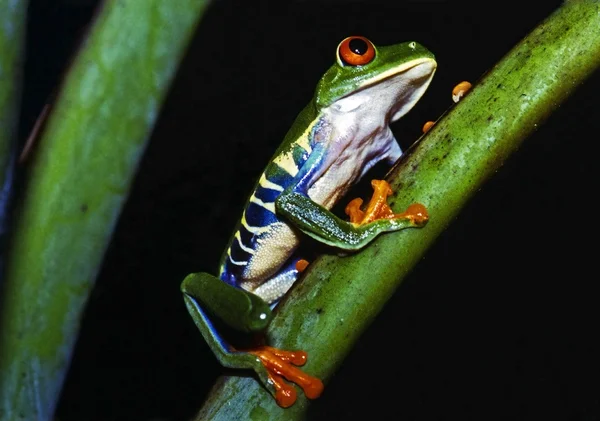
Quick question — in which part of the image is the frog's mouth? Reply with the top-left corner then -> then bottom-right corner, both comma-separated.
359,57 -> 437,91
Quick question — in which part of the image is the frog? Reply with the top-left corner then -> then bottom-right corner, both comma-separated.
181,36 -> 436,407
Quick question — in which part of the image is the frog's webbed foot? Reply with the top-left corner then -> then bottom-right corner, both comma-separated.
246,345 -> 324,407
345,179 -> 428,226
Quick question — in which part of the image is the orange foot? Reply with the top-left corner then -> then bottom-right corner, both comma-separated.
345,179 -> 428,226
248,346 -> 324,408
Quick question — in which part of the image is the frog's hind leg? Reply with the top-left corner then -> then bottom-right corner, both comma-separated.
239,258 -> 325,406
181,272 -> 273,373
250,256 -> 306,307
181,271 -> 323,407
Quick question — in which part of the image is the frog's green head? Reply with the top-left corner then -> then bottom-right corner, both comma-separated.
314,36 -> 437,121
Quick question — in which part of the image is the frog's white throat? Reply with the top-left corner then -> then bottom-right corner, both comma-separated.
306,58 -> 436,210
332,58 -> 436,122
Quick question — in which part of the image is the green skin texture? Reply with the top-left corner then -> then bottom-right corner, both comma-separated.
195,2 -> 600,420
0,1 -> 209,420
181,40 -> 435,399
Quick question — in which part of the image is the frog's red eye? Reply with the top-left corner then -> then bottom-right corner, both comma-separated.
338,36 -> 375,66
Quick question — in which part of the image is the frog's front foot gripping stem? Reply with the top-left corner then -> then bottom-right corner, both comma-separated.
345,179 -> 428,226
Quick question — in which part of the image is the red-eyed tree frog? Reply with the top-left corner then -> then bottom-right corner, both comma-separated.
181,36 -> 436,407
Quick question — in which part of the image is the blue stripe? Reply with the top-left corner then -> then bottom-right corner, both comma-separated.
264,165 -> 294,190
219,265 -> 237,286
245,201 -> 278,228
254,185 -> 280,203
238,224 -> 254,247
229,237 -> 251,264
184,295 -> 232,351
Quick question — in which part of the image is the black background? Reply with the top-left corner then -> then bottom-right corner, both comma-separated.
18,1 -> 600,420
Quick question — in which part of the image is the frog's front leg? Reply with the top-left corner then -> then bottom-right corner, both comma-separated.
180,273 -> 323,407
276,180 -> 428,250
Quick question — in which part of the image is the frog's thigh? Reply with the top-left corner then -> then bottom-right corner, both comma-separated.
242,221 -> 300,285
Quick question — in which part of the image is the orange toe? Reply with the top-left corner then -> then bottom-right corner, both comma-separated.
249,346 -> 324,407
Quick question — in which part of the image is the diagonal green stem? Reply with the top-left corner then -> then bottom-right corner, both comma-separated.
195,2 -> 600,419
0,1 -> 210,420
0,0 -> 27,257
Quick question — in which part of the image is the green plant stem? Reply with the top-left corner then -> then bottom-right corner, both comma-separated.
0,1 -> 210,420
0,0 -> 27,247
196,2 -> 600,419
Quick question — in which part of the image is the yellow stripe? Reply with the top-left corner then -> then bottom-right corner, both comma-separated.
241,211 -> 271,235
249,194 -> 276,214
227,247 -> 247,266
296,132 -> 312,154
258,173 -> 284,192
273,151 -> 299,177
272,116 -> 320,176
358,57 -> 434,88
296,116 -> 320,153
235,231 -> 254,254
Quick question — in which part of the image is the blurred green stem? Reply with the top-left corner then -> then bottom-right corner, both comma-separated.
0,0 -> 26,251
0,1 -> 209,420
196,1 -> 600,419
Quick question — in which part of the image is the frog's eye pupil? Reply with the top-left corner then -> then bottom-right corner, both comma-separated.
348,38 -> 368,55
